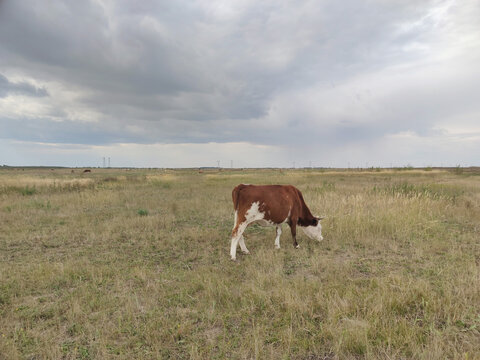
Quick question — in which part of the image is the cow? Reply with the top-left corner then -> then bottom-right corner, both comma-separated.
230,184 -> 324,260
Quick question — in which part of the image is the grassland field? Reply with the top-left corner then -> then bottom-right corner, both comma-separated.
0,167 -> 479,359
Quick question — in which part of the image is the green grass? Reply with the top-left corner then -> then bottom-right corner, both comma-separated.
0,167 -> 479,359
137,209 -> 149,217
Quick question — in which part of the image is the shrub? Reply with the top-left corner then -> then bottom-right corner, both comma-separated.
137,209 -> 149,216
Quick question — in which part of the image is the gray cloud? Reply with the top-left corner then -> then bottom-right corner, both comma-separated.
1,0 -> 479,166
0,74 -> 48,98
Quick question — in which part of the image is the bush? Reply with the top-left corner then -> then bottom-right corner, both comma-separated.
137,209 -> 149,216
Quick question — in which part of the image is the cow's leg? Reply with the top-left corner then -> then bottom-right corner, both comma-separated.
230,202 -> 265,260
230,211 -> 241,260
231,222 -> 248,261
239,235 -> 250,254
275,226 -> 282,249
289,221 -> 299,248
230,230 -> 241,261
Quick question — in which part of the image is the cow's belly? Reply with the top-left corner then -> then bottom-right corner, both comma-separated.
243,200 -> 291,227
254,219 -> 277,227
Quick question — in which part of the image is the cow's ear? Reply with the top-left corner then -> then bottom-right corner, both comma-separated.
312,218 -> 318,226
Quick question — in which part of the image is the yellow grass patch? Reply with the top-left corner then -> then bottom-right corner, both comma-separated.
1,167 -> 479,359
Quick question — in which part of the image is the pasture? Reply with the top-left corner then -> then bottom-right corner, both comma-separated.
0,167 -> 479,359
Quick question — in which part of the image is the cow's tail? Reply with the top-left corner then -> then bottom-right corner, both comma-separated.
232,184 -> 246,210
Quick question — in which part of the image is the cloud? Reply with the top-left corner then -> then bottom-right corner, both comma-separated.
0,74 -> 48,98
0,0 -> 479,166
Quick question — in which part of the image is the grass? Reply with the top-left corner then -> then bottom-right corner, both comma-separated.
137,209 -> 149,217
0,167 -> 479,359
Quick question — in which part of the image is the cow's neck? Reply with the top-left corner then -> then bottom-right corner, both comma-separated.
298,206 -> 314,227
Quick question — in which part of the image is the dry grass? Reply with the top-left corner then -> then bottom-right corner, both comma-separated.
0,167 -> 479,359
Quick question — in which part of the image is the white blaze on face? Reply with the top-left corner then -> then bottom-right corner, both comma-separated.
301,221 -> 323,242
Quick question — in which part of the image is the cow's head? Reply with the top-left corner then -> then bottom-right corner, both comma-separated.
301,216 -> 324,242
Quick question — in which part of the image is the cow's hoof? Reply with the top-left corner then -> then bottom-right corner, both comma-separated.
241,250 -> 250,255
295,244 -> 300,249
275,246 -> 281,250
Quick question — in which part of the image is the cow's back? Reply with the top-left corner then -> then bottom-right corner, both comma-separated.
232,184 -> 300,224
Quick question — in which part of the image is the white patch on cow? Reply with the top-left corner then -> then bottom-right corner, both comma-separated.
245,201 -> 265,222
301,221 -> 324,242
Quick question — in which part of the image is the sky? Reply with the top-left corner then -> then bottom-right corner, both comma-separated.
1,0 -> 479,168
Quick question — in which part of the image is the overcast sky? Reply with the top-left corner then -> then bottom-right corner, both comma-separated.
1,0 -> 479,168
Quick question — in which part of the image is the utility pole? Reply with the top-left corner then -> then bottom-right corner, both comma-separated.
108,157 -> 110,168
103,157 -> 106,168
217,160 -> 220,168
231,160 -> 233,169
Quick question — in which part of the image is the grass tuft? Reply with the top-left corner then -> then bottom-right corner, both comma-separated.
20,185 -> 37,196
137,208 -> 149,216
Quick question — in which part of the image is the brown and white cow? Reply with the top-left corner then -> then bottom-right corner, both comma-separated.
230,184 -> 324,260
